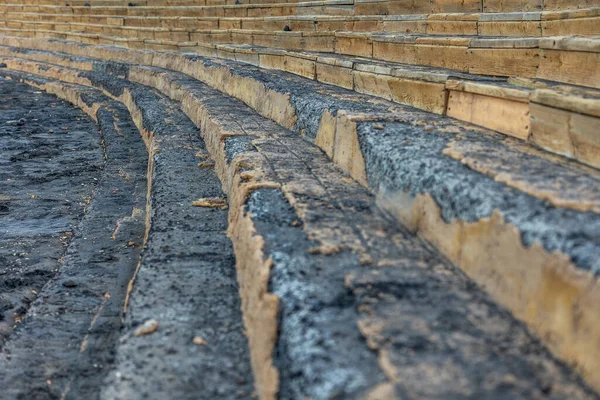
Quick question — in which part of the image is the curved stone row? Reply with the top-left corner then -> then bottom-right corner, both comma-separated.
0,38 -> 599,391
0,62 -> 596,399
0,77 -> 104,345
0,70 -> 253,399
0,73 -> 149,398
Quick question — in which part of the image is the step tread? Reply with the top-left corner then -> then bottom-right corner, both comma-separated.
1,30 -> 600,394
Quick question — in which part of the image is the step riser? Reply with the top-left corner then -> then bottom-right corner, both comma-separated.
0,0 -> 596,16
0,72 -> 150,398
1,26 -> 598,92
2,37 -> 599,172
4,11 -> 600,36
2,42 -> 600,394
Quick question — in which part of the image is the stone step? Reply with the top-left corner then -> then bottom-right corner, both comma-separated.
1,26 -> 599,90
0,70 -> 150,399
2,42 -> 598,170
0,0 -> 597,17
2,0 -> 312,4
0,66 -> 255,399
1,40 -> 600,392
4,7 -> 600,36
2,58 -> 598,400
0,1 -> 358,17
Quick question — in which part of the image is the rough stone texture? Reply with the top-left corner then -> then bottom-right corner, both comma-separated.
101,82 -> 254,400
240,132 -> 597,399
122,68 -> 596,399
0,68 -> 255,400
0,51 -> 598,399
0,73 -> 148,399
356,121 -> 600,273
0,77 -> 103,344
2,45 -> 597,274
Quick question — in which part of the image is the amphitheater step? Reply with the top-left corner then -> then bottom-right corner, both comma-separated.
5,7 -> 600,36
4,61 -> 599,399
1,26 -> 598,89
0,76 -> 104,344
1,42 -> 600,393
2,41 -> 599,172
0,0 -> 596,16
0,73 -> 149,398
0,68 -> 254,399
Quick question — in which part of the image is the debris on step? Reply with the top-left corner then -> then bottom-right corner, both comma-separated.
193,336 -> 207,346
192,197 -> 228,210
133,320 -> 159,337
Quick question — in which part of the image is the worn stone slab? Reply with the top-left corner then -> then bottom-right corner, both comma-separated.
2,39 -> 600,392
0,71 -> 147,400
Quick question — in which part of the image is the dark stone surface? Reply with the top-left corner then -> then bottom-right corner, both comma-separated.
175,53 -> 600,274
356,121 -> 600,274
0,76 -> 104,344
247,188 -> 387,400
99,83 -> 254,400
0,69 -> 253,400
0,57 -> 598,400
0,73 -> 148,400
246,138 -> 599,400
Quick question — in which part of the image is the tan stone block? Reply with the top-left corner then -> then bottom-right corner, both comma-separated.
316,19 -> 347,31
316,110 -> 336,158
275,34 -> 304,50
415,44 -> 469,71
284,55 -> 316,79
351,19 -> 383,32
323,5 -> 355,15
538,49 -> 600,89
373,40 -> 416,64
541,17 -> 600,36
382,19 -> 426,33
288,19 -> 317,31
389,76 -> 447,114
387,0 -> 432,14
354,0 -> 388,15
107,17 -> 124,25
478,21 -> 542,36
447,90 -> 530,139
543,0 -> 597,10
222,7 -> 242,17
219,18 -> 241,29
259,54 -> 285,70
336,35 -> 373,57
530,103 -> 600,168
353,70 -> 394,101
333,114 -> 368,186
431,0 -> 481,13
235,51 -> 260,66
469,48 -> 540,77
483,0 -> 542,12
427,20 -> 477,35
302,34 -> 335,52
316,62 -> 353,89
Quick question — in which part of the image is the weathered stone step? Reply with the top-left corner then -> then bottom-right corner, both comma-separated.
1,42 -> 600,392
6,7 -> 600,36
0,0 -> 597,15
2,42 -> 599,170
1,26 -> 598,90
0,75 -> 104,346
0,70 -> 149,399
1,0 -> 311,5
0,1 -> 357,17
95,72 -> 255,400
0,67 -> 255,399
6,60 -> 598,400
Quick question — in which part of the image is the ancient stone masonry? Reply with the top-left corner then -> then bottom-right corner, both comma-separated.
0,0 -> 599,398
